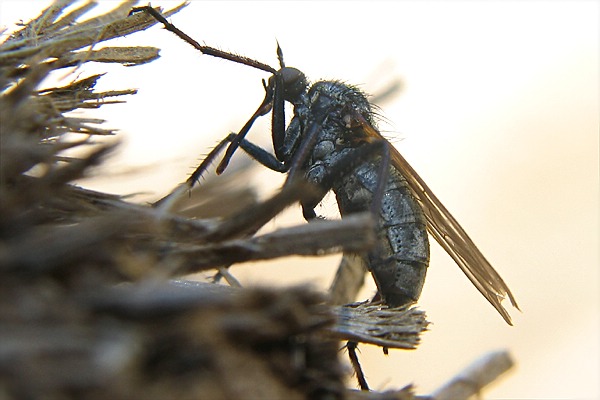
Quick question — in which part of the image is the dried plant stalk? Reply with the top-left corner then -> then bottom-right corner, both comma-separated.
429,350 -> 514,400
0,2 -> 514,399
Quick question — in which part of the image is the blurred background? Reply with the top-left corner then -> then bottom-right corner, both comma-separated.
1,1 -> 598,398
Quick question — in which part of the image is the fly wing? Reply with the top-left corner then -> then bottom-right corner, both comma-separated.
352,111 -> 519,325
389,144 -> 519,325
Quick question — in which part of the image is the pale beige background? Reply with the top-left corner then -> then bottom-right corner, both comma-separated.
2,1 -> 598,398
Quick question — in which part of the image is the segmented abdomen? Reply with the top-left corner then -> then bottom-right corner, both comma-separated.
334,161 -> 430,306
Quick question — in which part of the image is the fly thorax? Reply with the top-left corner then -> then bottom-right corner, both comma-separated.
308,81 -> 373,119
304,139 -> 334,185
312,140 -> 335,161
305,162 -> 328,186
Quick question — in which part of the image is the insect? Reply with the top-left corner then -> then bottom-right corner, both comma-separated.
131,6 -> 519,324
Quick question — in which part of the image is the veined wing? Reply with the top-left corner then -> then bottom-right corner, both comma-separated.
351,111 -> 519,325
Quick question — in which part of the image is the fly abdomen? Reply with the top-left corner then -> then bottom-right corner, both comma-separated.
335,162 -> 430,307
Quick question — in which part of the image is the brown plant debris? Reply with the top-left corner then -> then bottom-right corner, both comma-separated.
0,2 -> 513,399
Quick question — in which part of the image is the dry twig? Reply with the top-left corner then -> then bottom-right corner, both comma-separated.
0,3 -> 515,399
429,350 -> 514,400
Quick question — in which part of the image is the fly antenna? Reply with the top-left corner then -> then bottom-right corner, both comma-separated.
276,40 -> 285,68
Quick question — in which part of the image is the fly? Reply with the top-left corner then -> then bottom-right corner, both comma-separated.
131,6 -> 519,324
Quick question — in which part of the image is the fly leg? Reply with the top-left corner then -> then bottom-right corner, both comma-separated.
304,140 -> 392,391
154,133 -> 289,208
153,132 -> 292,284
346,341 -> 370,391
300,139 -> 390,221
187,133 -> 288,188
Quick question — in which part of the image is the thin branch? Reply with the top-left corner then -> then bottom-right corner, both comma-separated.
429,350 -> 514,400
172,214 -> 376,275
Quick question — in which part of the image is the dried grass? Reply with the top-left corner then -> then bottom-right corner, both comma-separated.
0,2 -> 512,399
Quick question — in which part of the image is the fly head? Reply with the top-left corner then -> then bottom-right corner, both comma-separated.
267,67 -> 308,104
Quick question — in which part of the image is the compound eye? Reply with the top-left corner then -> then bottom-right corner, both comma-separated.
279,67 -> 307,101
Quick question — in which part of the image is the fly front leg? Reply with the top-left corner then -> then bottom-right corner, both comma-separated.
155,133 -> 289,208
187,133 -> 288,189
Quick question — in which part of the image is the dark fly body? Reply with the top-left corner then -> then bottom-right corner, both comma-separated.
289,81 -> 430,307
131,6 -> 518,324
